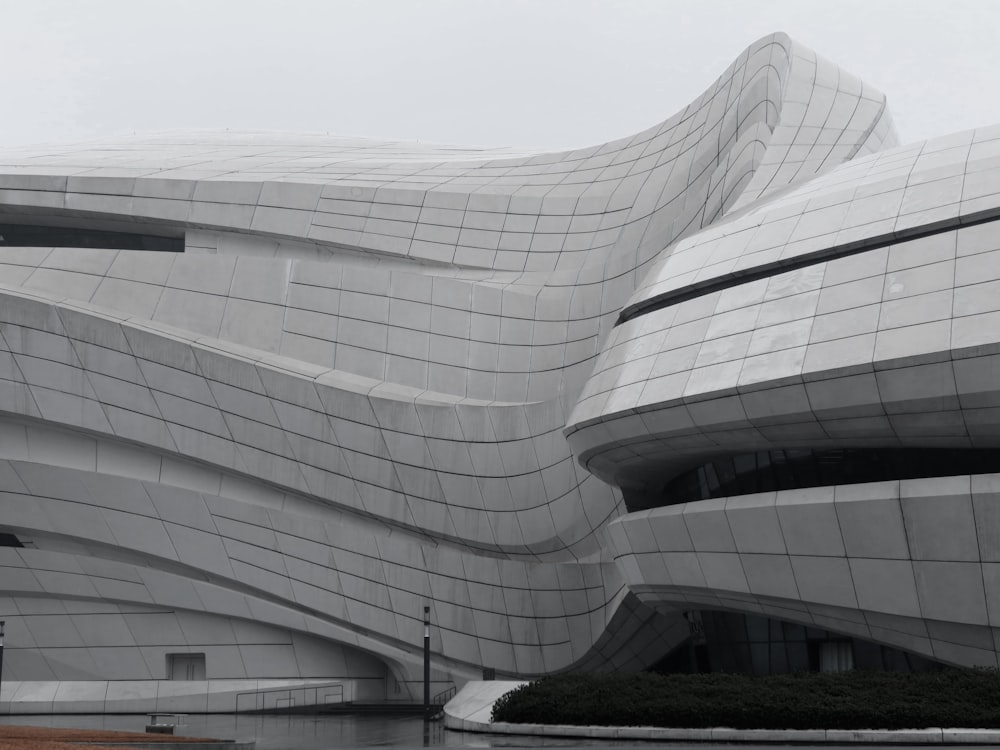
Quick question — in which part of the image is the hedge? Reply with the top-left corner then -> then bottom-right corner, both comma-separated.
490,670 -> 1000,729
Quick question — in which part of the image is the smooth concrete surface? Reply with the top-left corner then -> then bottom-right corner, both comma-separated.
440,680 -> 528,728
443,682 -> 1000,744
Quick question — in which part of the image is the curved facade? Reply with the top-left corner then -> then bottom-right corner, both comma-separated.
566,87 -> 1000,667
2,30 -> 995,709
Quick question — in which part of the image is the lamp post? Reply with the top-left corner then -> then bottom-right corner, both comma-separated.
423,606 -> 430,720
0,620 -> 5,703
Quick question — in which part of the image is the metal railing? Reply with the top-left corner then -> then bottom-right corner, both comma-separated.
432,685 -> 456,706
235,682 -> 344,713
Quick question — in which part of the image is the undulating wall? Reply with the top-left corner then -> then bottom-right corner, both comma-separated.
0,32 -> 925,705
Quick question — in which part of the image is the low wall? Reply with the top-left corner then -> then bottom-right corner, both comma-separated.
0,679 -> 354,714
442,680 -> 526,730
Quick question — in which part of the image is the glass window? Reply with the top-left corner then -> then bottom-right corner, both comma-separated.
646,447 -> 1000,510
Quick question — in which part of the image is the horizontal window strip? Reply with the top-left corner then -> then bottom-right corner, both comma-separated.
0,223 -> 183,252
616,206 -> 1000,326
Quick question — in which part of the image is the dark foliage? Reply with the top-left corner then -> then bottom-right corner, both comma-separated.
490,670 -> 1000,729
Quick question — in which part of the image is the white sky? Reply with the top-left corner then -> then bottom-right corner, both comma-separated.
2,0 -> 999,151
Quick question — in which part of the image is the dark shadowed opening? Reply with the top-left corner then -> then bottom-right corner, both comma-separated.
0,223 -> 183,252
625,447 -> 1000,511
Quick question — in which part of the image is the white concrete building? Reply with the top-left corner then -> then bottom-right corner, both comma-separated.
0,32 -> 996,711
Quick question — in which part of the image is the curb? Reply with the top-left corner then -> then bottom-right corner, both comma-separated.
444,716 -> 1000,744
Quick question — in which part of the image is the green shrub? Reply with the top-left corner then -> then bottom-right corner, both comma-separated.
490,670 -> 1000,729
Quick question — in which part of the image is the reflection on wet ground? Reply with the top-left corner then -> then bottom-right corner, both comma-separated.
0,713 -> 954,750
0,713 -> 669,749
6,714 -> 447,749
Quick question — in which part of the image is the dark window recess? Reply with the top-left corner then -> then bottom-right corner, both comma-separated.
0,224 -> 183,252
650,611 -> 941,675
0,532 -> 23,547
167,652 -> 206,680
629,447 -> 1000,511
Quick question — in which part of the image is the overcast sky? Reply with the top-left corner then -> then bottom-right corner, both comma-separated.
2,0 -> 998,152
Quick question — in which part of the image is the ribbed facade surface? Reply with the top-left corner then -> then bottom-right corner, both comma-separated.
1,30 -> 994,708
